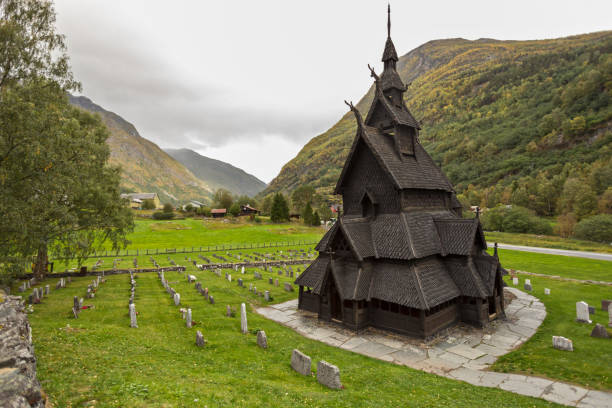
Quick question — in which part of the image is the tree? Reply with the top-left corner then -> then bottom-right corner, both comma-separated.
270,193 -> 289,223
261,195 -> 273,216
213,188 -> 233,209
558,178 -> 597,219
141,199 -> 155,210
573,214 -> 612,243
555,213 -> 577,238
311,211 -> 321,227
598,187 -> 612,214
317,204 -> 333,222
163,203 -> 174,214
229,203 -> 241,217
301,202 -> 313,225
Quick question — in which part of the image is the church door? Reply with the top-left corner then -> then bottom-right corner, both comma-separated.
329,280 -> 342,321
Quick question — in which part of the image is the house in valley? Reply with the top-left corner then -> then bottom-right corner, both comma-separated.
294,8 -> 505,338
121,193 -> 161,209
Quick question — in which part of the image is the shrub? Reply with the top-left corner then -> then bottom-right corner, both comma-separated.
481,205 -> 553,235
141,199 -> 155,210
229,203 -> 241,217
152,211 -> 174,220
573,214 -> 612,243
162,203 -> 174,214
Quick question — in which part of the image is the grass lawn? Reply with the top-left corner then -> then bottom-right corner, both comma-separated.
21,265 -> 561,407
493,275 -> 612,391
489,248 -> 612,282
100,218 -> 324,251
485,231 -> 612,254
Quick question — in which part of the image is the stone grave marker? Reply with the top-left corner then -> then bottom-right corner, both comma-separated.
174,293 -> 181,306
226,305 -> 232,317
264,291 -> 270,301
275,279 -> 279,287
291,349 -> 311,375
228,274 -> 232,282
576,301 -> 591,323
524,282 -> 532,291
602,299 -> 611,311
590,323 -> 610,339
73,296 -> 80,318
129,304 -> 138,328
209,295 -> 215,305
512,277 -> 518,285
284,283 -> 294,292
552,336 -> 573,351
186,309 -> 192,328
317,361 -> 342,389
609,303 -> 612,328
544,288 -> 550,295
525,278 -> 531,285
268,278 -> 273,285
240,303 -> 248,334
257,330 -> 268,349
241,266 -> 245,274
196,330 -> 205,347
238,278 -> 243,287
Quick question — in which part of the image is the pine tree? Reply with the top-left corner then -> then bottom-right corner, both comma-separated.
311,211 -> 321,227
270,193 -> 289,223
302,202 -> 313,225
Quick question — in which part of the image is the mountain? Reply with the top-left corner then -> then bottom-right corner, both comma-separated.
262,32 -> 612,208
164,148 -> 267,197
69,95 -> 213,204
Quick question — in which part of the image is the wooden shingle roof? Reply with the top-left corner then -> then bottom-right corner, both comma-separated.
294,256 -> 329,294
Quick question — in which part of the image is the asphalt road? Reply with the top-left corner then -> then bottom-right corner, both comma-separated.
488,243 -> 612,261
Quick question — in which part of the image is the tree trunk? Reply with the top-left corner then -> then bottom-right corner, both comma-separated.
33,245 -> 48,281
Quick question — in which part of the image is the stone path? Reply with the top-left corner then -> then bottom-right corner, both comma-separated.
256,288 -> 612,407
489,243 -> 612,262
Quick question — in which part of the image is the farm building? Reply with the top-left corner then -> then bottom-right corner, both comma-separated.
295,9 -> 505,338
240,204 -> 260,216
120,193 -> 161,209
211,208 -> 227,218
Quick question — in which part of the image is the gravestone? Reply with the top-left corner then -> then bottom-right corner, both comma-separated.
209,295 -> 215,305
44,285 -> 50,296
226,305 -> 232,317
291,349 -> 311,375
240,303 -> 248,334
576,301 -> 591,323
588,306 -> 595,315
72,296 -> 80,318
196,330 -> 205,347
174,293 -> 181,306
284,283 -> 294,292
525,279 -> 531,285
590,323 -> 610,339
552,336 -> 573,351
228,274 -> 231,282
275,279 -> 279,287
264,291 -> 270,302
257,330 -> 268,349
129,304 -> 138,328
269,278 -> 273,285
249,284 -> 253,291
524,282 -> 532,291
79,298 -> 83,308
188,275 -> 197,283
317,361 -> 342,389
603,299 -> 612,311
241,266 -> 245,274
609,303 -> 612,328
186,309 -> 192,328
238,279 -> 243,287
544,288 -> 550,295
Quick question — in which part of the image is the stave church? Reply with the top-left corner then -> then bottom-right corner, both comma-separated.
295,7 -> 506,338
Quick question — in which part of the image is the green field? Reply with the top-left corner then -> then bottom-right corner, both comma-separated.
490,248 -> 612,282
21,266 -> 563,408
493,275 -> 612,391
484,231 -> 612,254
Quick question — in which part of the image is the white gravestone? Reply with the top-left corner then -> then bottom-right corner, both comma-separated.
129,304 -> 138,328
609,303 -> 612,328
186,308 -> 192,328
525,278 -> 531,285
512,277 -> 518,286
241,266 -> 245,274
552,336 -> 573,351
228,274 -> 231,282
544,288 -> 550,295
576,301 -> 591,323
240,303 -> 248,334
174,293 -> 181,306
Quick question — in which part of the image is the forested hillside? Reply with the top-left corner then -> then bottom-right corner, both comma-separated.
69,95 -> 214,204
262,32 -> 612,222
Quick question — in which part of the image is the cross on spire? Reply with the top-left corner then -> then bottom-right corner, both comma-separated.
387,3 -> 391,38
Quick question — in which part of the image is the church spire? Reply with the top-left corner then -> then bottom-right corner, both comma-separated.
387,3 -> 391,38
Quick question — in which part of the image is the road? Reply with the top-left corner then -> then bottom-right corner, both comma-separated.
488,243 -> 612,262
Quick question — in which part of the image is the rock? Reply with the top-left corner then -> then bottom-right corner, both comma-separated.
195,330 -> 205,347
240,303 -> 248,334
590,323 -> 610,339
291,349 -> 311,376
257,330 -> 268,349
317,360 -> 342,389
552,336 -> 573,351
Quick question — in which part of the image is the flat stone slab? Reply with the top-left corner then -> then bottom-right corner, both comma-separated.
446,344 -> 487,360
542,382 -> 589,406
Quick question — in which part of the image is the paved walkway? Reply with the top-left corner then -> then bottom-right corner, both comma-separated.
489,243 -> 612,262
256,288 -> 612,407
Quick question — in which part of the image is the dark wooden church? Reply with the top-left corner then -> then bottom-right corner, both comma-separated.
295,8 -> 505,338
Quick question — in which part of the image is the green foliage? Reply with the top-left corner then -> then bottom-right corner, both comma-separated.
198,206 -> 212,217
482,206 -> 552,235
228,203 -> 241,217
162,203 -> 174,214
291,185 -> 319,213
270,193 -> 289,223
213,188 -> 233,210
141,199 -> 155,210
573,214 -> 612,243
152,211 -> 174,220
311,211 -> 321,227
301,202 -> 313,225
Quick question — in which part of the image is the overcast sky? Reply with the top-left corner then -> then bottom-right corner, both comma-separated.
54,0 -> 611,183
